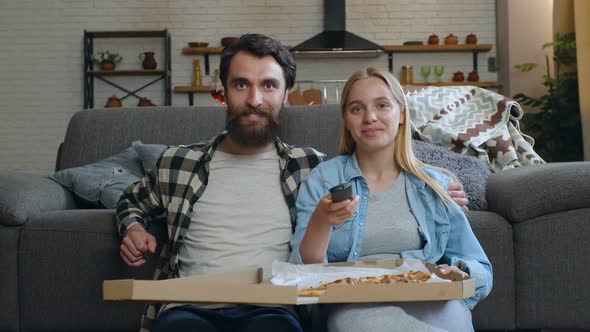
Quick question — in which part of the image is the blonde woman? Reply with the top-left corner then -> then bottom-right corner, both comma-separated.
289,67 -> 492,332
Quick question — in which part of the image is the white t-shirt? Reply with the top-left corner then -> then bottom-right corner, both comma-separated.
177,149 -> 292,277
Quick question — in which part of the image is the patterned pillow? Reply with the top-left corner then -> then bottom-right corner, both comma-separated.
131,141 -> 169,172
48,146 -> 143,208
413,140 -> 491,211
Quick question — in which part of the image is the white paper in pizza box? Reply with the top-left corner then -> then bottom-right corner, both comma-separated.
271,259 -> 474,303
103,259 -> 475,305
270,259 -> 447,290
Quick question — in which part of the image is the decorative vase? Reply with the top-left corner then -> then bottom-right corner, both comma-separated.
101,61 -> 116,70
105,95 -> 122,108
444,34 -> 459,45
137,97 -> 155,107
452,71 -> 465,82
139,51 -> 157,70
428,34 -> 439,45
467,71 -> 480,82
466,33 -> 478,44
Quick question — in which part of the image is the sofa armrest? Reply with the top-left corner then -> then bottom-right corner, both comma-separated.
486,162 -> 590,223
0,172 -> 77,226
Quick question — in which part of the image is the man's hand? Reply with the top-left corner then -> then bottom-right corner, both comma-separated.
120,224 -> 156,267
313,194 -> 360,227
448,181 -> 469,212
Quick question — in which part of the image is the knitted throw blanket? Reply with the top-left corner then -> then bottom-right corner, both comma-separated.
406,85 -> 545,172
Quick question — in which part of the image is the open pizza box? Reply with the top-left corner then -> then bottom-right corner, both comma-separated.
103,259 -> 475,305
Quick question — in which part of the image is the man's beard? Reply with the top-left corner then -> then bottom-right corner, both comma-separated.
225,106 -> 281,148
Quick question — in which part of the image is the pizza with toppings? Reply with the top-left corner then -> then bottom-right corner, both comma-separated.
297,270 -> 431,297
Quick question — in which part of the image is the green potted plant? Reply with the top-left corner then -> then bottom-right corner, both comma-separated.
513,32 -> 582,162
93,50 -> 123,70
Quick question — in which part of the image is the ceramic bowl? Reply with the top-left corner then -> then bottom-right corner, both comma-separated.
188,42 -> 209,48
221,37 -> 239,47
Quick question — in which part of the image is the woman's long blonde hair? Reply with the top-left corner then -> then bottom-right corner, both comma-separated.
338,67 -> 456,204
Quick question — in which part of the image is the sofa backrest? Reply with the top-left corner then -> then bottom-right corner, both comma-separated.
58,105 -> 343,170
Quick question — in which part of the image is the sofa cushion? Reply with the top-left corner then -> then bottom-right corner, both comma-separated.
467,211 -> 515,330
48,146 -> 143,209
132,141 -> 168,172
58,107 -> 226,170
19,210 -> 159,331
513,208 -> 590,328
487,162 -> 590,223
0,173 -> 77,226
413,140 -> 491,211
0,226 -> 20,332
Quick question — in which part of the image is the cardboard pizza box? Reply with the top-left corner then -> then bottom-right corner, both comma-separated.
103,259 -> 475,305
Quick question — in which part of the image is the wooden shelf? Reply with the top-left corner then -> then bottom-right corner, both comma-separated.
182,47 -> 225,55
174,85 -> 213,92
405,81 -> 501,88
83,30 -> 171,109
86,30 -> 168,38
86,69 -> 166,76
383,44 -> 493,52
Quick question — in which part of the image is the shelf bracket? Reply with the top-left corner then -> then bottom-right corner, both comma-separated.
95,75 -> 165,102
472,51 -> 479,73
204,54 -> 210,75
388,52 -> 393,73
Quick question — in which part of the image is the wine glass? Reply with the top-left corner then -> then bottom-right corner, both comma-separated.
434,65 -> 445,82
420,66 -> 431,83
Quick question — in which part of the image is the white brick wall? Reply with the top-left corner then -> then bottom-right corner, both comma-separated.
0,0 -> 496,174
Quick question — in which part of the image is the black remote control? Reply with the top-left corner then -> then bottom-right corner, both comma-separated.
329,183 -> 353,203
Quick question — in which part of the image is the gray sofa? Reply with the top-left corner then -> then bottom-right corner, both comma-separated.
1,105 -> 589,332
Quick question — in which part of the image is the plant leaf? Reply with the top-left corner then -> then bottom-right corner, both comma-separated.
514,63 -> 538,72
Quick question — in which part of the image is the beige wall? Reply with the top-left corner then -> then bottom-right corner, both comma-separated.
574,0 -> 590,160
504,0 -> 554,100
0,0 -> 498,174
498,0 -> 588,160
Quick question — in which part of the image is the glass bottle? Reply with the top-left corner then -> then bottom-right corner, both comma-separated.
402,65 -> 414,84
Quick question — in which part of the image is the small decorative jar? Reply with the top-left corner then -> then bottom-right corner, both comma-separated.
466,33 -> 478,44
452,71 -> 465,82
105,95 -> 122,108
428,34 -> 439,45
444,34 -> 459,45
467,71 -> 480,82
137,97 -> 155,107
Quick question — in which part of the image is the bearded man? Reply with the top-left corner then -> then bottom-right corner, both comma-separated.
116,34 -> 325,332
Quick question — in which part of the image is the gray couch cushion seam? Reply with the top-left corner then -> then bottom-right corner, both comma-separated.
16,228 -> 21,332
512,207 -> 590,225
22,228 -> 116,236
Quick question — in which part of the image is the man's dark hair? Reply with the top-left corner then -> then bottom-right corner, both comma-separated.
219,33 -> 296,91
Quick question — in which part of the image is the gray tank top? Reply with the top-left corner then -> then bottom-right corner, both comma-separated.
359,171 -> 423,261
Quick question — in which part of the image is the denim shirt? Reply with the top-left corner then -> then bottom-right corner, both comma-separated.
289,153 -> 493,309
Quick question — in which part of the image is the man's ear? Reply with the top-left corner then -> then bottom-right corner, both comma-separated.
283,89 -> 289,104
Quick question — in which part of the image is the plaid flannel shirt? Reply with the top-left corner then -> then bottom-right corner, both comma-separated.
115,132 -> 327,332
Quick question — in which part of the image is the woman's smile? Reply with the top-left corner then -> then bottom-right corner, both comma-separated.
361,127 -> 383,138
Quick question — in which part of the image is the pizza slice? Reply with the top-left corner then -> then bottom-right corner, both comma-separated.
297,285 -> 327,297
296,270 -> 432,297
406,270 -> 431,283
